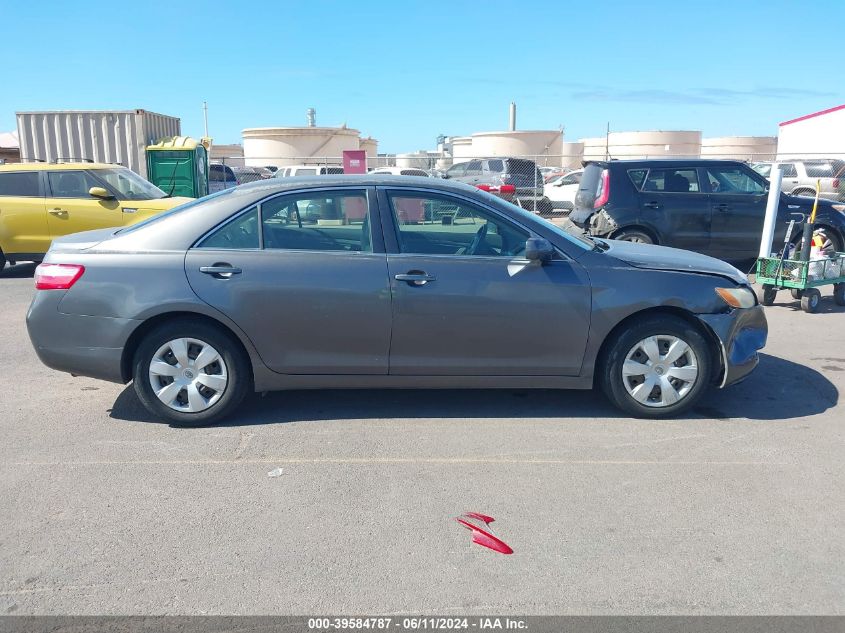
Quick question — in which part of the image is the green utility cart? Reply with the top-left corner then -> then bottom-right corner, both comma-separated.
756,253 -> 845,313
146,136 -> 209,198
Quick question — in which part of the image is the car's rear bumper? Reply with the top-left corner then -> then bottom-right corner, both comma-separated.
26,291 -> 138,383
697,306 -> 768,388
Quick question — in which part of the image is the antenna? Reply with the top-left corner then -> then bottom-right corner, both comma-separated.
203,101 -> 209,138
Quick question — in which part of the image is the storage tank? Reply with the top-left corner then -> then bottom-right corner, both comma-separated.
16,109 -> 181,178
359,136 -> 378,160
210,143 -> 244,167
580,137 -> 609,162
396,151 -> 435,169
701,136 -> 777,162
560,141 -> 584,169
242,126 -> 361,168
450,136 -> 474,162
606,130 -> 701,159
469,130 -> 563,165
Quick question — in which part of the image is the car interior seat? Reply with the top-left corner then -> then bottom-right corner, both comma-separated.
667,173 -> 691,192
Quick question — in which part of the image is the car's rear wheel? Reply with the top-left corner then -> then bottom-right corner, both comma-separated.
600,315 -> 712,418
133,320 -> 251,427
614,229 -> 654,245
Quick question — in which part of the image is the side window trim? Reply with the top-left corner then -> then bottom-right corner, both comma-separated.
0,170 -> 44,197
192,186 -> 383,253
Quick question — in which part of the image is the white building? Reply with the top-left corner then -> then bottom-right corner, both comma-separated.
777,104 -> 845,160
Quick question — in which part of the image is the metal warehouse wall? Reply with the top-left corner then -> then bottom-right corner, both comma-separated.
16,110 -> 181,177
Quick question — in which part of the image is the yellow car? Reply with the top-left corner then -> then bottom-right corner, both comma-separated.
0,162 -> 193,271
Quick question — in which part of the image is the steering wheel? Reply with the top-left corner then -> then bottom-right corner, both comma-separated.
466,223 -> 489,256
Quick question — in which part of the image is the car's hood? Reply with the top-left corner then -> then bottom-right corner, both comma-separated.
598,239 -> 748,285
49,228 -> 118,253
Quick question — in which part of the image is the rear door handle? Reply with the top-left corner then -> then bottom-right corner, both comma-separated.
714,203 -> 730,212
395,271 -> 436,286
200,264 -> 242,279
643,201 -> 661,209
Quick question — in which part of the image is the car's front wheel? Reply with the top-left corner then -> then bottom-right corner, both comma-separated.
599,315 -> 713,418
133,320 -> 251,426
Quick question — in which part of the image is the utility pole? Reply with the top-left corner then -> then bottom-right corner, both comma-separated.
203,101 -> 209,138
605,122 -> 610,160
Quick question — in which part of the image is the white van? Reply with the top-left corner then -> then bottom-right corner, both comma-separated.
273,165 -> 344,178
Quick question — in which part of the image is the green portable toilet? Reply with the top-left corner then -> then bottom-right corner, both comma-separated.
146,136 -> 209,198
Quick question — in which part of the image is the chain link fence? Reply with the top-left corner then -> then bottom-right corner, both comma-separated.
208,152 -> 845,208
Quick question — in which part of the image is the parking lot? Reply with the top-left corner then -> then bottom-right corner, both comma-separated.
0,262 -> 843,615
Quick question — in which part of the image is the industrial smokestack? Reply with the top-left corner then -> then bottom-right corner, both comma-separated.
306,108 -> 316,127
509,102 -> 516,131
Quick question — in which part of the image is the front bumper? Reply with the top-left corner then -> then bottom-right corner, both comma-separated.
26,291 -> 139,384
697,305 -> 768,388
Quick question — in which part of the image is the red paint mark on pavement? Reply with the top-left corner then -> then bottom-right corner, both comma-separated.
456,512 -> 513,555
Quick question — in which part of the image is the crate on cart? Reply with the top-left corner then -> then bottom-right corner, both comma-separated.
755,252 -> 845,312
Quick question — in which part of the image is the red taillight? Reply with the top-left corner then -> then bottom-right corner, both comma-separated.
476,184 -> 491,192
594,169 -> 610,208
35,264 -> 85,290
499,184 -> 516,194
834,178 -> 840,188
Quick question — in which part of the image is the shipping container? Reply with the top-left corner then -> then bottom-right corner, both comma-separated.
16,110 -> 181,178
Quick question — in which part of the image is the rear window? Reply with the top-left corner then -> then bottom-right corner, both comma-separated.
487,159 -> 504,172
0,171 -> 40,196
296,168 -> 317,176
505,159 -> 542,181
324,167 -> 344,175
400,169 -> 428,176
627,169 -> 648,189
641,168 -> 700,193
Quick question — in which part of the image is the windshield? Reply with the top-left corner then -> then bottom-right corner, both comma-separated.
93,168 -> 167,200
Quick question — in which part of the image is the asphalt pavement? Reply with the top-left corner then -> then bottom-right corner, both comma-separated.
0,262 -> 843,615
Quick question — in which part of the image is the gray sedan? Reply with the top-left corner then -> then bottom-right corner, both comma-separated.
26,176 -> 767,426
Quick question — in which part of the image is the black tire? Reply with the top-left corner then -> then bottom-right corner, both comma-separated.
800,288 -> 821,313
833,283 -> 845,306
759,285 -> 778,306
790,288 -> 803,300
614,229 -> 654,245
133,319 -> 251,427
599,315 -> 713,418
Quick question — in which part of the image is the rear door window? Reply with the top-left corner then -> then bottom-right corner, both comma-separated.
641,169 -> 700,193
465,161 -> 483,176
780,163 -> 797,178
446,163 -> 467,178
486,159 -> 504,173
0,171 -> 41,197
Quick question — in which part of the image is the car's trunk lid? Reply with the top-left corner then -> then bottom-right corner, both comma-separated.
48,228 -> 117,253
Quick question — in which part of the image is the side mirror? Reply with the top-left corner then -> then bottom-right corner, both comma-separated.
524,237 -> 554,263
89,186 -> 113,199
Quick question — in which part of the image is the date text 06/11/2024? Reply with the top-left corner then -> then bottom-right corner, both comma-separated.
307,617 -> 529,630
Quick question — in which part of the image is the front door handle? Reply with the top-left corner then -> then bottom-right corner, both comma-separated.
49,208 -> 68,217
643,201 -> 661,209
200,264 -> 242,279
395,271 -> 436,286
714,203 -> 730,212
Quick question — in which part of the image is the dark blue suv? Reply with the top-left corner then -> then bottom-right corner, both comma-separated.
570,159 -> 845,261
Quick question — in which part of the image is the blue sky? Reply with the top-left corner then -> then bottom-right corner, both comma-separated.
2,0 -> 843,153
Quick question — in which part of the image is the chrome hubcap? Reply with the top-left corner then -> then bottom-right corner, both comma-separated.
622,335 -> 699,408
148,338 -> 228,413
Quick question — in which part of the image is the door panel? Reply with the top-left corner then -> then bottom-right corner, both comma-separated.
45,170 -> 125,238
635,167 -> 711,253
704,166 -> 769,260
185,187 -> 392,375
0,197 -> 49,255
186,250 -> 392,374
378,187 -> 591,376
387,256 -> 591,375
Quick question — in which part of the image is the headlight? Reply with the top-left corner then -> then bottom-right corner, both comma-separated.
715,286 -> 756,309
831,204 -> 845,213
